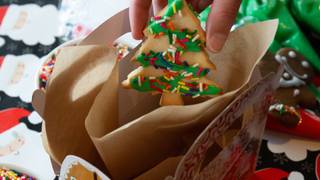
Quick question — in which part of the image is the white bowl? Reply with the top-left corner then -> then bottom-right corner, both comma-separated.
36,38 -> 81,90
0,164 -> 38,179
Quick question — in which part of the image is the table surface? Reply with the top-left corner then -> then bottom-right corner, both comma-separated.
0,0 -> 319,179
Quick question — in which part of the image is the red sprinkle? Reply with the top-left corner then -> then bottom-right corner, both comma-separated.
196,67 -> 203,76
176,39 -> 186,49
185,82 -> 197,87
160,22 -> 167,29
151,84 -> 163,92
154,16 -> 162,20
150,57 -> 157,65
175,51 -> 182,65
180,38 -> 189,43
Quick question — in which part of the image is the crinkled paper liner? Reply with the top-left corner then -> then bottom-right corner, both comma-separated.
32,10 -> 279,179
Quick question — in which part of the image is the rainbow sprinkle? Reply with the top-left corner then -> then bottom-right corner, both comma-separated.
129,0 -> 222,97
39,53 -> 57,90
0,167 -> 35,180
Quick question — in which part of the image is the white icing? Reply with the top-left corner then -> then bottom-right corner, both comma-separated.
302,74 -> 308,79
289,106 -> 296,111
288,171 -> 304,180
280,76 -> 306,88
269,103 -> 284,112
282,60 -> 308,80
293,89 -> 300,97
283,72 -> 290,79
276,53 -> 308,80
304,109 -> 316,115
288,51 -> 297,58
301,61 -> 310,68
275,54 -> 281,62
276,52 -> 308,87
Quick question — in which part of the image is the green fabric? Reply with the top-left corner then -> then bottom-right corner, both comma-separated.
290,0 -> 320,34
238,0 -> 320,71
198,0 -> 320,71
308,84 -> 320,101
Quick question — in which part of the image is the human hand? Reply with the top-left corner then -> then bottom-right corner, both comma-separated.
129,0 -> 242,52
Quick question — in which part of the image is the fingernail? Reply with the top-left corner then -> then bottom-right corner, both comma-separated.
207,34 -> 227,53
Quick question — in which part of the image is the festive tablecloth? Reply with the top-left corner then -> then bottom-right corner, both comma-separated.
0,0 -> 319,179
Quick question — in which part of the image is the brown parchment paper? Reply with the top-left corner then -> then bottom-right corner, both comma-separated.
82,20 -> 278,179
42,45 -> 118,170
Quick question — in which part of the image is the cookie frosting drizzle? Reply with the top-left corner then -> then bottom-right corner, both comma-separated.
129,0 -> 222,97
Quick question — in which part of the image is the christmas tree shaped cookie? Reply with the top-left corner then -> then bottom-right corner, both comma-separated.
123,0 -> 222,105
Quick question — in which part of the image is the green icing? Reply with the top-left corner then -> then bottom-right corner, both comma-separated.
279,105 -> 286,115
166,0 -> 183,17
136,51 -> 209,77
147,0 -> 203,52
199,6 -> 210,23
199,0 -> 320,71
308,84 -> 320,101
129,0 -> 222,97
130,75 -> 222,96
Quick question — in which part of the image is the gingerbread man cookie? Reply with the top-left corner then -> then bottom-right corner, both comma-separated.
259,49 -> 320,137
274,48 -> 317,109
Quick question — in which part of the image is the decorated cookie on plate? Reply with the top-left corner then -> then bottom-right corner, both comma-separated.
59,155 -> 109,180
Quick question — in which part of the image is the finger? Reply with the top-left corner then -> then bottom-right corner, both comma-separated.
197,0 -> 213,11
152,0 -> 167,14
187,0 -> 199,11
206,0 -> 242,52
130,0 -> 153,40
186,0 -> 213,12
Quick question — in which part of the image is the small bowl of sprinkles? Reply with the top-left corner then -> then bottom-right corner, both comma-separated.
36,39 -> 131,90
36,38 -> 81,90
0,166 -> 36,180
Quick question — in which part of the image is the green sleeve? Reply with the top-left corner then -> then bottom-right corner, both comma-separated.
289,0 -> 320,34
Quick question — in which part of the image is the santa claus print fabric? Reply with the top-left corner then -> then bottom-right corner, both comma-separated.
0,0 -> 60,179
0,4 -> 60,45
257,138 -> 320,180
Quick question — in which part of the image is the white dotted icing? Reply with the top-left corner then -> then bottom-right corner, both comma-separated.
280,76 -> 306,87
288,51 -> 297,58
283,72 -> 290,79
269,103 -> 284,112
302,74 -> 308,79
293,89 -> 300,97
282,59 -> 308,80
301,60 -> 310,68
275,54 -> 281,62
288,171 -> 304,180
